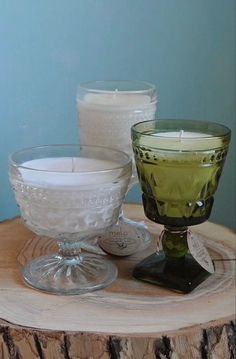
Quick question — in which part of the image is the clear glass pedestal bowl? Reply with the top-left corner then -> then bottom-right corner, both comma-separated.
77,80 -> 157,256
9,144 -> 132,295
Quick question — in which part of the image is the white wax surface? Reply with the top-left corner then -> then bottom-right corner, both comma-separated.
19,157 -> 123,188
140,130 -> 223,151
80,93 -> 152,108
155,131 -> 210,138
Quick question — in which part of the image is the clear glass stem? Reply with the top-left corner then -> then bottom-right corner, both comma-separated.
58,240 -> 83,257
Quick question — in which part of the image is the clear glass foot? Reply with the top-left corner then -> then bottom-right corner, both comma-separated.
23,253 -> 117,295
98,215 -> 152,256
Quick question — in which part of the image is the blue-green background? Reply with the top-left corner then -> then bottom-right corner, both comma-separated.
1,0 -> 235,230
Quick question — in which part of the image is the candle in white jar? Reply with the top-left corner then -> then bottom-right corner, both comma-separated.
82,92 -> 152,108
78,90 -> 157,153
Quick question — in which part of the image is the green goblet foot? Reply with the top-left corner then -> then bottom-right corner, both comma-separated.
133,226 -> 211,293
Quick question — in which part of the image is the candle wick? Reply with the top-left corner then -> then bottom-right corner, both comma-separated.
113,88 -> 118,98
179,130 -> 184,141
110,88 -> 118,101
72,157 -> 75,172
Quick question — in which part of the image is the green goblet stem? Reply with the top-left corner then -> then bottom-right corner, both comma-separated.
161,226 -> 188,258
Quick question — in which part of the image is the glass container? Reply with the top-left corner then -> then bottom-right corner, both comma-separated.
77,80 -> 157,256
9,145 -> 132,295
131,119 -> 231,293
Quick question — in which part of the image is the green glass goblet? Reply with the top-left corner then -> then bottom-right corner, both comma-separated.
131,119 -> 231,293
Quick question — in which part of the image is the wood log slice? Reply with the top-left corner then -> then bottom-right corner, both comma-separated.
0,204 -> 235,359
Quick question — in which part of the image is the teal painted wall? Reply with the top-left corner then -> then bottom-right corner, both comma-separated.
1,0 -> 235,230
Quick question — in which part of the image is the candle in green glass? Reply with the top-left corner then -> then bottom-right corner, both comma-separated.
131,119 -> 231,293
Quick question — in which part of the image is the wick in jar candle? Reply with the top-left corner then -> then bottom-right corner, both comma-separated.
71,157 -> 75,172
179,130 -> 184,141
111,88 -> 119,101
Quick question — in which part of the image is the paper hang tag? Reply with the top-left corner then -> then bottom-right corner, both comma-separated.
98,222 -> 144,256
156,230 -> 164,254
187,232 -> 215,274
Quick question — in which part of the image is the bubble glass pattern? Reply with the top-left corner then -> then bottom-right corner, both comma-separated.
77,81 -> 157,255
9,145 -> 132,295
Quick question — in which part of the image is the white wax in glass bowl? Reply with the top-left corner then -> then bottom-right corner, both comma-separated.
19,157 -> 124,188
12,157 -> 130,236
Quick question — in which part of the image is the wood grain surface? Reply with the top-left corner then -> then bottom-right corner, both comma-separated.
0,204 -> 235,359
